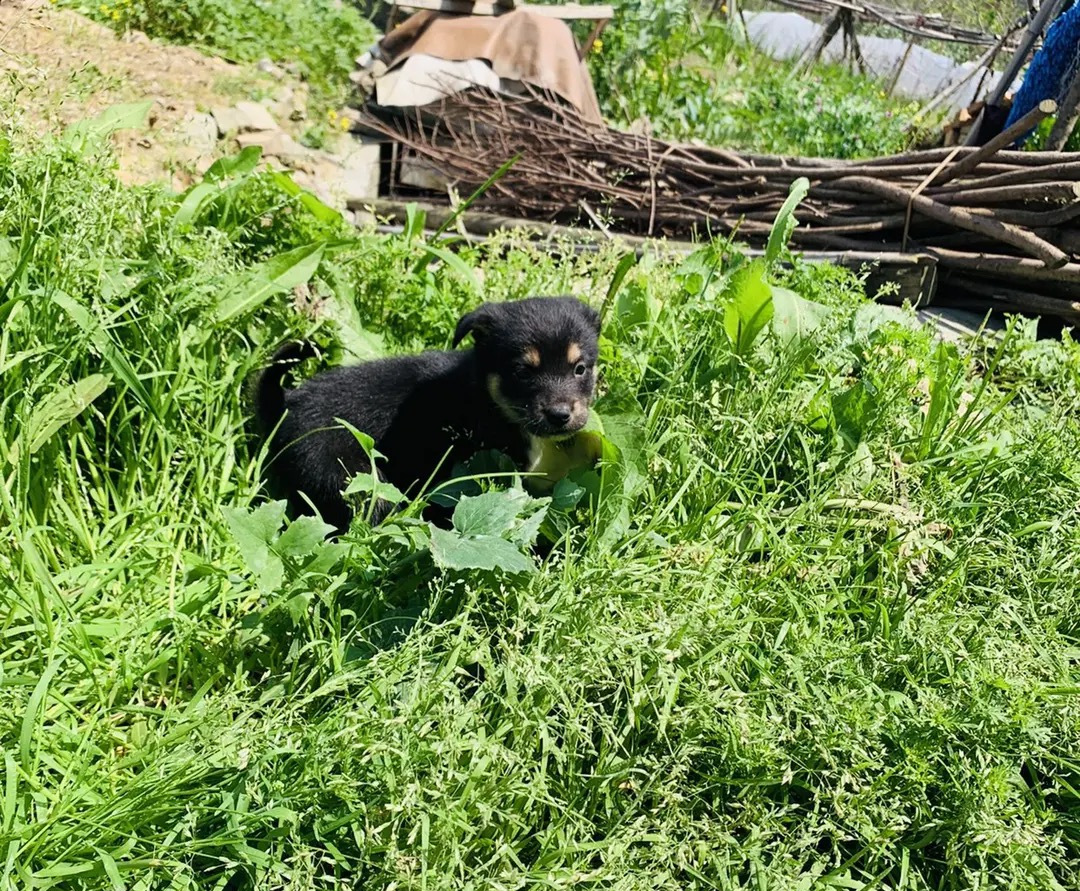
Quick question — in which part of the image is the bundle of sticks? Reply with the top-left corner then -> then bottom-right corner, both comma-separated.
359,90 -> 1080,321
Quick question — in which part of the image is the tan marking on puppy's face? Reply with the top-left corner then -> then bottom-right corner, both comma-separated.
567,342 -> 583,365
486,373 -> 521,423
522,346 -> 541,367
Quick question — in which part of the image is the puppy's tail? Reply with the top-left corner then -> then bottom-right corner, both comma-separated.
256,341 -> 318,433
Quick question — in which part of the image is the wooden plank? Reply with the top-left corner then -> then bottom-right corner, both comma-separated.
392,0 -> 615,18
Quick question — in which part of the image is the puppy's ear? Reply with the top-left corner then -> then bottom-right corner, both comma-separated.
453,304 -> 493,347
580,302 -> 601,333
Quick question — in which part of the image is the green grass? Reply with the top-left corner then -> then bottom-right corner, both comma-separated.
3,114 -> 1080,890
591,3 -> 923,159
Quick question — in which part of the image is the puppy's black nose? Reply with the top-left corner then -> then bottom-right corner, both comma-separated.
544,404 -> 573,428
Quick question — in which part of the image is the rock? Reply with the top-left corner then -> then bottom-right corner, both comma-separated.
256,58 -> 285,79
338,142 -> 381,203
176,112 -> 218,153
235,130 -> 310,163
399,154 -> 449,191
193,155 -> 217,176
211,101 -> 279,136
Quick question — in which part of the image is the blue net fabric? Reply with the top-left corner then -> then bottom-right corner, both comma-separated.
1004,1 -> 1080,145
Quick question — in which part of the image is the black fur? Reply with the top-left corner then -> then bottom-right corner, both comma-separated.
256,296 -> 601,531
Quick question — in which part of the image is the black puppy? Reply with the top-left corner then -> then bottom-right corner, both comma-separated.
256,296 -> 601,531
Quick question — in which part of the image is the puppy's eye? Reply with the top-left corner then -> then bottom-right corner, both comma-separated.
574,363 -> 588,377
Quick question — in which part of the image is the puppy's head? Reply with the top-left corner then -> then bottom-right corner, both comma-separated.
454,296 -> 601,439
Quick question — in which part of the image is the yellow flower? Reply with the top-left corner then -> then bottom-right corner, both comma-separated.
720,3 -> 728,12
327,109 -> 338,122
99,3 -> 109,12
339,117 -> 350,131
592,38 -> 603,54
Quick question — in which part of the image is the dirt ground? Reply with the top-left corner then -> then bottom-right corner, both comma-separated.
0,0 -> 308,189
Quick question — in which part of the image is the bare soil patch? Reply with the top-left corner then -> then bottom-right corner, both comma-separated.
0,0 -> 308,188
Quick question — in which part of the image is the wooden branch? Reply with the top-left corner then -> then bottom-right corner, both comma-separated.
835,176 -> 1069,266
935,100 -> 1058,184
1047,66 -> 1080,151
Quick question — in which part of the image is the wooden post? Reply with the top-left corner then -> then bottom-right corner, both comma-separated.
986,0 -> 1070,109
797,8 -> 844,72
1047,63 -> 1080,149
966,0 -> 1069,146
888,37 -> 916,96
842,11 -> 866,75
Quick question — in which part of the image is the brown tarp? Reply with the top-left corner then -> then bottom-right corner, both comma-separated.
377,9 -> 603,123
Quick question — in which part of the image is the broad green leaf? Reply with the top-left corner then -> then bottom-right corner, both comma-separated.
770,286 -> 829,345
723,260 -> 774,357
429,526 -> 533,574
509,498 -> 548,548
343,473 -> 406,504
214,242 -> 325,324
850,302 -> 921,341
62,101 -> 152,153
609,280 -> 653,343
173,182 -> 218,228
304,541 -> 346,576
551,477 -> 586,511
223,501 -> 287,592
8,374 -> 111,464
676,243 -> 722,296
403,203 -> 426,241
453,490 -> 534,538
275,515 -> 336,558
203,146 -> 263,182
268,170 -> 341,224
831,380 -> 877,447
603,252 -> 638,323
336,417 -> 387,464
319,284 -> 386,361
766,176 -> 810,267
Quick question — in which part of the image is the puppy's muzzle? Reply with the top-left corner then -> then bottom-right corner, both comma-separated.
534,401 -> 589,438
543,404 -> 573,428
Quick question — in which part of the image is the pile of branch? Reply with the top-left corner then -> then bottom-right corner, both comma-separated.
359,91 -> 1080,321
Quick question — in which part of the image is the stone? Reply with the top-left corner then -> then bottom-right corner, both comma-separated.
211,101 -> 279,136
175,112 -> 218,153
235,130 -> 310,163
256,58 -> 285,79
399,154 -> 449,191
338,142 -> 381,203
